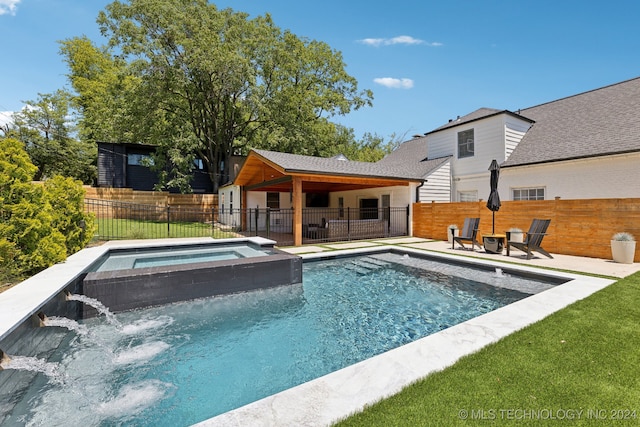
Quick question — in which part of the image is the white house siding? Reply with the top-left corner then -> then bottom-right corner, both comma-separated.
426,130 -> 451,159
328,186 -> 412,235
504,116 -> 531,160
500,153 -> 640,200
419,161 -> 451,202
244,191 -> 294,231
426,113 -> 534,202
218,185 -> 242,228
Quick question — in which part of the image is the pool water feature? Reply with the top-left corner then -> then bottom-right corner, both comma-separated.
1,252 -> 557,426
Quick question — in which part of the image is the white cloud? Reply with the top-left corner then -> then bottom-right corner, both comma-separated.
358,35 -> 442,47
0,111 -> 14,128
0,0 -> 21,16
373,78 -> 414,89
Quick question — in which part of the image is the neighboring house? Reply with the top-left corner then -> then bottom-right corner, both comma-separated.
419,76 -> 640,202
97,142 -> 219,193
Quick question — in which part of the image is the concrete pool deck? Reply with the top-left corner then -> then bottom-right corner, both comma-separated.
282,237 -> 640,279
199,238 -> 639,426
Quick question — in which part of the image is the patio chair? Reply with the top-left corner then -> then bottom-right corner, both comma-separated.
452,217 -> 481,250
506,219 -> 553,259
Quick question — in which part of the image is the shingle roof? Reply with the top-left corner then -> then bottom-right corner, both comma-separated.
376,136 -> 451,177
502,77 -> 640,167
426,108 -> 525,134
252,143 -> 449,182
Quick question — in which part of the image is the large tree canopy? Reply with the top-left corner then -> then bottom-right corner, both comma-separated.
9,90 -> 97,184
62,0 -> 373,192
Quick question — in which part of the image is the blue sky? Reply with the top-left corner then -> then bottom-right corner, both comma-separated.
2,0 -> 640,141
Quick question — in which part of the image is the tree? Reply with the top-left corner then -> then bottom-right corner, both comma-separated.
312,126 -> 403,162
10,90 -> 97,184
63,0 -> 373,192
59,36 -> 142,146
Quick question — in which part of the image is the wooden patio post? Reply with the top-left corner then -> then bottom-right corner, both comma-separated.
293,176 -> 303,246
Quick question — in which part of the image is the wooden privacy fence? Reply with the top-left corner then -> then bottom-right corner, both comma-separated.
84,187 -> 217,219
412,198 -> 640,260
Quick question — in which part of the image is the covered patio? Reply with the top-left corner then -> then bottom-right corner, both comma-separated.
230,150 -> 420,246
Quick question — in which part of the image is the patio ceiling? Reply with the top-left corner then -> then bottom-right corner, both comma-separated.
234,152 -> 411,193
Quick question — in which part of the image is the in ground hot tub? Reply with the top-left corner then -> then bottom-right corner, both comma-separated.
81,240 -> 302,317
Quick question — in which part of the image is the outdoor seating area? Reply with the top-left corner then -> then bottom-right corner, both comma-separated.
452,217 -> 481,250
506,218 -> 553,259
450,217 -> 553,260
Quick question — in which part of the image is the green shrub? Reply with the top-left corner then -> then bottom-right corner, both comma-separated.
44,175 -> 97,253
0,138 -> 95,280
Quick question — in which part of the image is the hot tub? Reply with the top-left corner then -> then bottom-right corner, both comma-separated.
81,240 -> 302,317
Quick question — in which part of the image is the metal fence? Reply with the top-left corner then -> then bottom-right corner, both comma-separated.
85,198 -> 409,245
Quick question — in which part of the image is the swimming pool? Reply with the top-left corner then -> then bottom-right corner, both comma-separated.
1,252 -> 556,426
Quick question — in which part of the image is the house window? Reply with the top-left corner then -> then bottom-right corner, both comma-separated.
193,158 -> 204,170
457,129 -> 474,158
458,191 -> 478,202
513,188 -> 545,201
359,198 -> 379,220
267,192 -> 280,209
127,153 -> 154,166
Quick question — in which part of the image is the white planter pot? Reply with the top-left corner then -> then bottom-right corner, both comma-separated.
509,232 -> 524,243
611,240 -> 636,264
447,229 -> 459,244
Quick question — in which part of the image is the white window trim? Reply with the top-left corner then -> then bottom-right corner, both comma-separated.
458,190 -> 478,202
512,187 -> 545,201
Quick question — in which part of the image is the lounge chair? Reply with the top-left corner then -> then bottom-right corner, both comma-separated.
452,217 -> 481,250
506,219 -> 553,259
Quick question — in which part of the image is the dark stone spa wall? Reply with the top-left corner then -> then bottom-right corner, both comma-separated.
81,252 -> 303,317
0,275 -> 85,424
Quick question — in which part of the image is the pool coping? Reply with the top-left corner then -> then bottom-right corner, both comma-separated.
194,246 -> 615,427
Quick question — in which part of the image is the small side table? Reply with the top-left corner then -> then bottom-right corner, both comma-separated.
482,233 -> 506,254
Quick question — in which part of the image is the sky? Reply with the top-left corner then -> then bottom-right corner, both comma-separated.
2,0 -> 640,141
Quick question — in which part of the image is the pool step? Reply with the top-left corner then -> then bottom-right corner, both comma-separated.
345,257 -> 390,274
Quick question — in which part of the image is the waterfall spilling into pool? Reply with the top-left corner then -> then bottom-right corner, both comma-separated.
0,250 -> 565,426
65,292 -> 121,326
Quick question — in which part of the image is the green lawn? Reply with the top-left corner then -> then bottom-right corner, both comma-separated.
335,272 -> 640,426
94,218 -> 240,240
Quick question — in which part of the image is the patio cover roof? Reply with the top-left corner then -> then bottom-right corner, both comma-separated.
233,149 -> 425,193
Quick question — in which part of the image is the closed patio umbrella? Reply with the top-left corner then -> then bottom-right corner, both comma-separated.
486,159 -> 501,234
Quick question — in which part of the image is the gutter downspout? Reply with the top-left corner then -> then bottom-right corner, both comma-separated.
415,180 -> 426,203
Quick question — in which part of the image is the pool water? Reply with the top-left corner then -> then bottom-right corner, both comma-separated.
7,253 -> 540,426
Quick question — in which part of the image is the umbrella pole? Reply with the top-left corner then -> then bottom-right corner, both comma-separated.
492,211 -> 495,234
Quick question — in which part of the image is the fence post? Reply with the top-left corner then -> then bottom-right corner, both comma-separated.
386,206 -> 391,237
211,206 -> 216,237
167,205 -> 171,237
347,207 -> 351,241
266,208 -> 270,238
255,206 -> 259,236
406,205 -> 410,236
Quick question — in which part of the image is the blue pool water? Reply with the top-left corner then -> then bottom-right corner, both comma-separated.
6,253 -> 543,426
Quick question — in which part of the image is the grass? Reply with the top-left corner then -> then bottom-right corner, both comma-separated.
335,272 -> 640,426
95,218 -> 240,240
